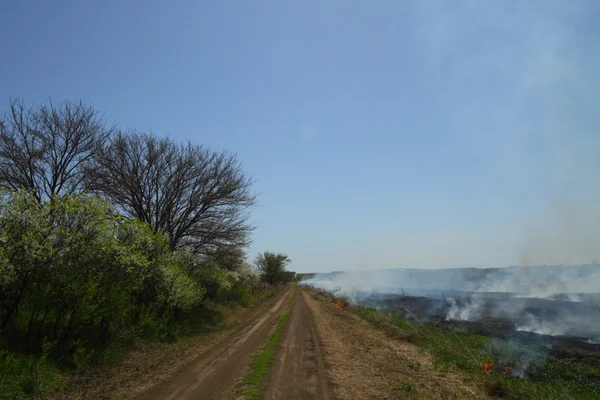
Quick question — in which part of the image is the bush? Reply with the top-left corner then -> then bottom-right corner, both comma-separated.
0,339 -> 65,399
0,192 -> 204,363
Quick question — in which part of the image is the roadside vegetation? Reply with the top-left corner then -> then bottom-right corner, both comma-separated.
241,293 -> 294,399
0,98 -> 294,399
253,252 -> 294,285
310,288 -> 600,400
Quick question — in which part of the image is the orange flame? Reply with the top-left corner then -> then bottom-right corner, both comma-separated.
335,301 -> 348,311
483,362 -> 494,374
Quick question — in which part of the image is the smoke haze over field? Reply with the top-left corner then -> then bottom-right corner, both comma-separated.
280,0 -> 600,272
301,264 -> 600,298
301,264 -> 600,338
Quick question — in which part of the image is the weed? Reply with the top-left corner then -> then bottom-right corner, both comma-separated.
0,345 -> 65,400
241,294 -> 293,399
396,382 -> 416,393
405,360 -> 419,370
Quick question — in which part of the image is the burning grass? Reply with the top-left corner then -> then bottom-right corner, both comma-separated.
311,288 -> 600,399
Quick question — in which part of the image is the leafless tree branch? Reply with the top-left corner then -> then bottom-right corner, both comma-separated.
0,98 -> 113,200
88,131 -> 256,254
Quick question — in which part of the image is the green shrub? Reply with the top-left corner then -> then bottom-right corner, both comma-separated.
0,192 -> 204,364
0,343 -> 64,399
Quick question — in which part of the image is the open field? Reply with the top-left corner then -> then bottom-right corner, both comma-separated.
305,284 -> 600,399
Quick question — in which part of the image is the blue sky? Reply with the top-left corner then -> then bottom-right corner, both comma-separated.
1,1 -> 600,271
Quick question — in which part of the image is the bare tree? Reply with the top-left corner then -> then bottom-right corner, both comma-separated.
0,98 -> 112,200
88,131 -> 256,253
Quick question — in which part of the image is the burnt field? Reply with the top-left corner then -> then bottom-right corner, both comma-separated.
355,290 -> 600,368
302,264 -> 600,393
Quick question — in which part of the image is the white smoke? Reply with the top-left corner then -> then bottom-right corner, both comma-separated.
445,298 -> 484,321
516,313 -> 568,337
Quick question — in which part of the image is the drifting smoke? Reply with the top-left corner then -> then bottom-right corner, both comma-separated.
300,264 -> 600,339
301,265 -> 600,380
301,0 -> 600,382
515,313 -> 570,337
445,298 -> 484,321
485,338 -> 548,379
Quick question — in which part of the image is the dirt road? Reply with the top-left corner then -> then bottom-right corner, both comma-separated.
264,288 -> 331,400
136,286 -> 332,400
136,288 -> 291,400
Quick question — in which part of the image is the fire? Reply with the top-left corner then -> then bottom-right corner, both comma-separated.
483,362 -> 514,376
335,301 -> 348,311
483,361 -> 494,374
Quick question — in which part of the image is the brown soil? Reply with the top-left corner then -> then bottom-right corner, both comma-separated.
53,285 -> 485,400
135,287 -> 292,400
264,286 -> 332,400
50,289 -> 289,400
303,288 -> 484,400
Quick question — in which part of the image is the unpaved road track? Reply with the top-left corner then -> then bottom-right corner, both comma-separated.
265,287 -> 331,400
136,286 -> 332,400
136,288 -> 291,400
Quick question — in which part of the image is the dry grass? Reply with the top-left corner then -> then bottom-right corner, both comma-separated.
303,289 -> 484,400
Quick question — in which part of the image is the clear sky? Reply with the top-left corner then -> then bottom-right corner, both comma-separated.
1,1 -> 600,272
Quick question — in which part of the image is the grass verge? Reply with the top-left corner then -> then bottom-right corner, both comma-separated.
240,293 -> 294,399
0,345 -> 65,400
312,289 -> 600,400
1,286 -> 285,400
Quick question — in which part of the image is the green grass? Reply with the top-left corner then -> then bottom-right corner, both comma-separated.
241,294 -> 294,399
339,299 -> 600,400
0,287 -> 287,400
0,346 -> 66,400
397,382 -> 416,393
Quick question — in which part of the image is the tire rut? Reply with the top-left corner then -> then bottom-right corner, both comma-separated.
135,287 -> 291,400
264,287 -> 332,400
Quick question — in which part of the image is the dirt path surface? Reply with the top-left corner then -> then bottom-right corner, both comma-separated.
135,288 -> 291,400
304,288 -> 484,400
264,287 -> 331,400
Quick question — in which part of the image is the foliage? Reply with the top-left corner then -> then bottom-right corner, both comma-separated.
210,245 -> 247,271
0,192 -> 204,362
0,97 -> 290,398
0,344 -> 65,399
192,256 -> 234,301
253,252 -> 293,285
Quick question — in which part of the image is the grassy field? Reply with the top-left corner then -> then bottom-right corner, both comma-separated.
312,289 -> 600,400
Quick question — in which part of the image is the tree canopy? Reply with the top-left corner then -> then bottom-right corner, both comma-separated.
88,131 -> 256,254
0,98 -> 289,379
253,252 -> 292,284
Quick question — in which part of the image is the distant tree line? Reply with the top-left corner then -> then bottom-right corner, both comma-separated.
0,98 -> 292,366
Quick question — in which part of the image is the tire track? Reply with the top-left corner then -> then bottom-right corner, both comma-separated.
264,286 -> 331,400
135,287 -> 291,400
